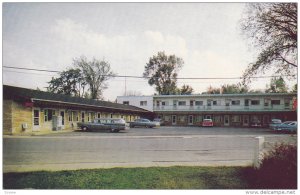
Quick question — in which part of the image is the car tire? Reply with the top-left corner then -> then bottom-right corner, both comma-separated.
82,126 -> 88,131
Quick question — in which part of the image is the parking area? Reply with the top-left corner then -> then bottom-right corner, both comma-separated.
3,126 -> 296,173
41,125 -> 294,137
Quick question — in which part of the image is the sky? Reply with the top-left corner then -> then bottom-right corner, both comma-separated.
3,2 -> 297,101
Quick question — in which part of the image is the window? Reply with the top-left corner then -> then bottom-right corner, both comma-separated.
232,115 -> 241,122
251,100 -> 260,105
195,115 -> 203,122
140,101 -> 147,106
179,115 -> 186,122
164,115 -> 171,122
178,101 -> 186,106
161,101 -> 166,106
213,101 -> 217,105
110,113 -> 113,118
271,100 -> 281,105
195,101 -> 203,106
231,100 -> 240,105
123,101 -> 129,105
97,113 -> 101,119
44,109 -> 54,122
214,115 -> 222,122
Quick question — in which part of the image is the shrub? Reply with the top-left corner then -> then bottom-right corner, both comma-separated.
250,143 -> 297,189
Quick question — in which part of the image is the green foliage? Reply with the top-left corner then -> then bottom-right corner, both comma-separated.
47,68 -> 86,97
243,143 -> 297,189
265,77 -> 288,93
74,56 -> 116,100
179,84 -> 194,95
240,3 -> 297,84
203,84 -> 249,94
143,51 -> 184,95
3,166 -> 249,189
47,56 -> 115,100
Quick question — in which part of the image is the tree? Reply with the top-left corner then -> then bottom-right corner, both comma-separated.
291,84 -> 297,93
74,56 -> 115,100
203,85 -> 221,94
143,51 -> 184,95
265,77 -> 288,93
240,3 -> 297,84
221,84 -> 249,94
47,68 -> 86,97
179,84 -> 194,95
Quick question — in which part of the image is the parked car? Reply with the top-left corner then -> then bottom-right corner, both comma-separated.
129,118 -> 160,128
202,119 -> 213,127
250,120 -> 262,127
269,119 -> 282,130
274,121 -> 297,132
77,118 -> 129,132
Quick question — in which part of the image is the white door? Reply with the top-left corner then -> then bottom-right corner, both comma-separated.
224,115 -> 230,126
60,110 -> 65,129
188,115 -> 193,125
172,115 -> 177,125
33,108 -> 40,131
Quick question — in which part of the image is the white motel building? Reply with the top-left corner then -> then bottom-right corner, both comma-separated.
117,93 -> 297,127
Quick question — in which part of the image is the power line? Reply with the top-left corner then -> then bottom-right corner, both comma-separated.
3,65 -> 292,80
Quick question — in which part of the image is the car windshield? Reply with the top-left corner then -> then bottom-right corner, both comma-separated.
204,119 -> 212,122
282,121 -> 293,125
271,119 -> 281,123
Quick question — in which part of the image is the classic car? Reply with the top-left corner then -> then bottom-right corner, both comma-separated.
77,118 -> 128,132
269,119 -> 282,130
202,119 -> 213,127
274,121 -> 297,132
129,118 -> 160,128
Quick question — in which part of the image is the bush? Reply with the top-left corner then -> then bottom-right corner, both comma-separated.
249,143 -> 297,189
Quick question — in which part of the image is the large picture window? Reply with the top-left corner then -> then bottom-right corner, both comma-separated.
44,109 -> 54,122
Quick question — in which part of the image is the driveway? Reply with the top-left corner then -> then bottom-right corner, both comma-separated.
3,127 -> 296,172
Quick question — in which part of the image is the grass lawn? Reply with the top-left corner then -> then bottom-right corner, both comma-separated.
3,166 -> 253,189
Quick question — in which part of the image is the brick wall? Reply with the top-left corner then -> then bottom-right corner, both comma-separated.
11,101 -> 32,134
3,100 -> 13,135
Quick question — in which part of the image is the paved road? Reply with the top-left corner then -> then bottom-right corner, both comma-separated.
3,127 -> 296,172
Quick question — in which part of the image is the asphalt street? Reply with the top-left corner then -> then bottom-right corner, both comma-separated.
3,127 -> 296,172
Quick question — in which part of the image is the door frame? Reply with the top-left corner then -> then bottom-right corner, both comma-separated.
243,115 -> 249,127
224,115 -> 230,126
59,110 -> 65,129
33,108 -> 40,131
188,115 -> 193,125
172,115 -> 177,125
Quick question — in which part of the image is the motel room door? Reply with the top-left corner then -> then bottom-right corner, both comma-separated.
188,115 -> 193,125
33,108 -> 40,131
224,115 -> 230,126
172,115 -> 177,125
243,115 -> 249,127
60,110 -> 65,129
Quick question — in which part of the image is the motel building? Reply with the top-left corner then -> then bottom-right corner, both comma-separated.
118,93 -> 297,127
3,85 -> 151,135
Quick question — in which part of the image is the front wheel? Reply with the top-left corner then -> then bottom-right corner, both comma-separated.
82,126 -> 88,131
